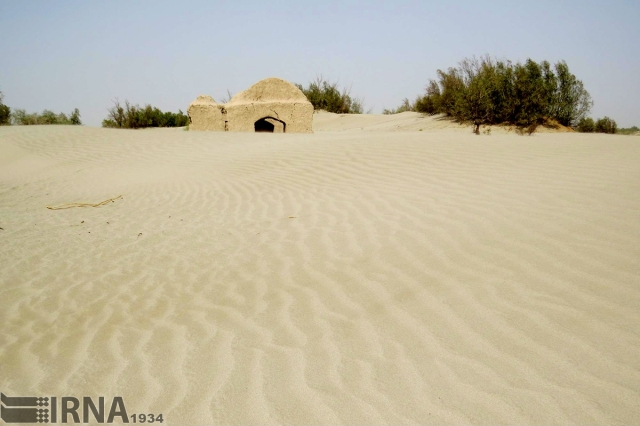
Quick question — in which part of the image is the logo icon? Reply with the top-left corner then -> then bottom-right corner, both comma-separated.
1,393 -> 50,423
1,393 -> 163,424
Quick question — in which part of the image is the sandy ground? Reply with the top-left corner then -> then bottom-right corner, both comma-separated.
313,111 -> 575,133
1,114 -> 639,425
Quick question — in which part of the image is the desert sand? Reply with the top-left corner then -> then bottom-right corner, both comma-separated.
1,113 -> 639,425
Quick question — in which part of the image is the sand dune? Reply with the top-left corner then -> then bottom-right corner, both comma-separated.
1,119 -> 639,425
313,111 -> 574,133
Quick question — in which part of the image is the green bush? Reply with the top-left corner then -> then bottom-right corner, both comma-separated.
0,91 -> 11,125
296,77 -> 364,114
595,116 -> 617,134
576,117 -> 595,132
414,94 -> 438,114
406,56 -> 593,133
414,80 -> 442,114
70,108 -> 81,125
102,100 -> 188,129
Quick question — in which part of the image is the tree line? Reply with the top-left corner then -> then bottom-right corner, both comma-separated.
2,73 -> 635,134
12,108 -> 82,125
0,91 -> 81,125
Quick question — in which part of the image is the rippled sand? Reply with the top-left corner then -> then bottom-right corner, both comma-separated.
1,116 -> 639,425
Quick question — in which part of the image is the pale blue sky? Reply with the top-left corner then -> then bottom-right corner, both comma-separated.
1,0 -> 638,127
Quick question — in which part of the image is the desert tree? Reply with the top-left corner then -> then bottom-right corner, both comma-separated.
457,56 -> 500,133
102,99 -> 126,128
552,61 -> 593,127
512,59 -> 547,129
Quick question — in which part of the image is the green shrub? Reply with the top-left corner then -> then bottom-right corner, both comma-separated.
576,117 -> 595,132
296,77 -> 364,114
70,108 -> 81,125
414,94 -> 438,114
414,80 -> 442,114
595,116 -> 617,134
102,100 -> 188,129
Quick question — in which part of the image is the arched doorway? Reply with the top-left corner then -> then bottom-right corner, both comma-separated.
254,117 -> 286,133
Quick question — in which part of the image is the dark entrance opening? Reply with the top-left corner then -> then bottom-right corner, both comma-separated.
255,118 -> 274,132
254,117 -> 286,133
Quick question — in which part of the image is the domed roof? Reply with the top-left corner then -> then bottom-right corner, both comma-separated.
228,77 -> 308,104
189,95 -> 218,106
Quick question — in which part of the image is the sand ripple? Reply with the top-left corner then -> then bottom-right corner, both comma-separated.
1,125 -> 639,424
